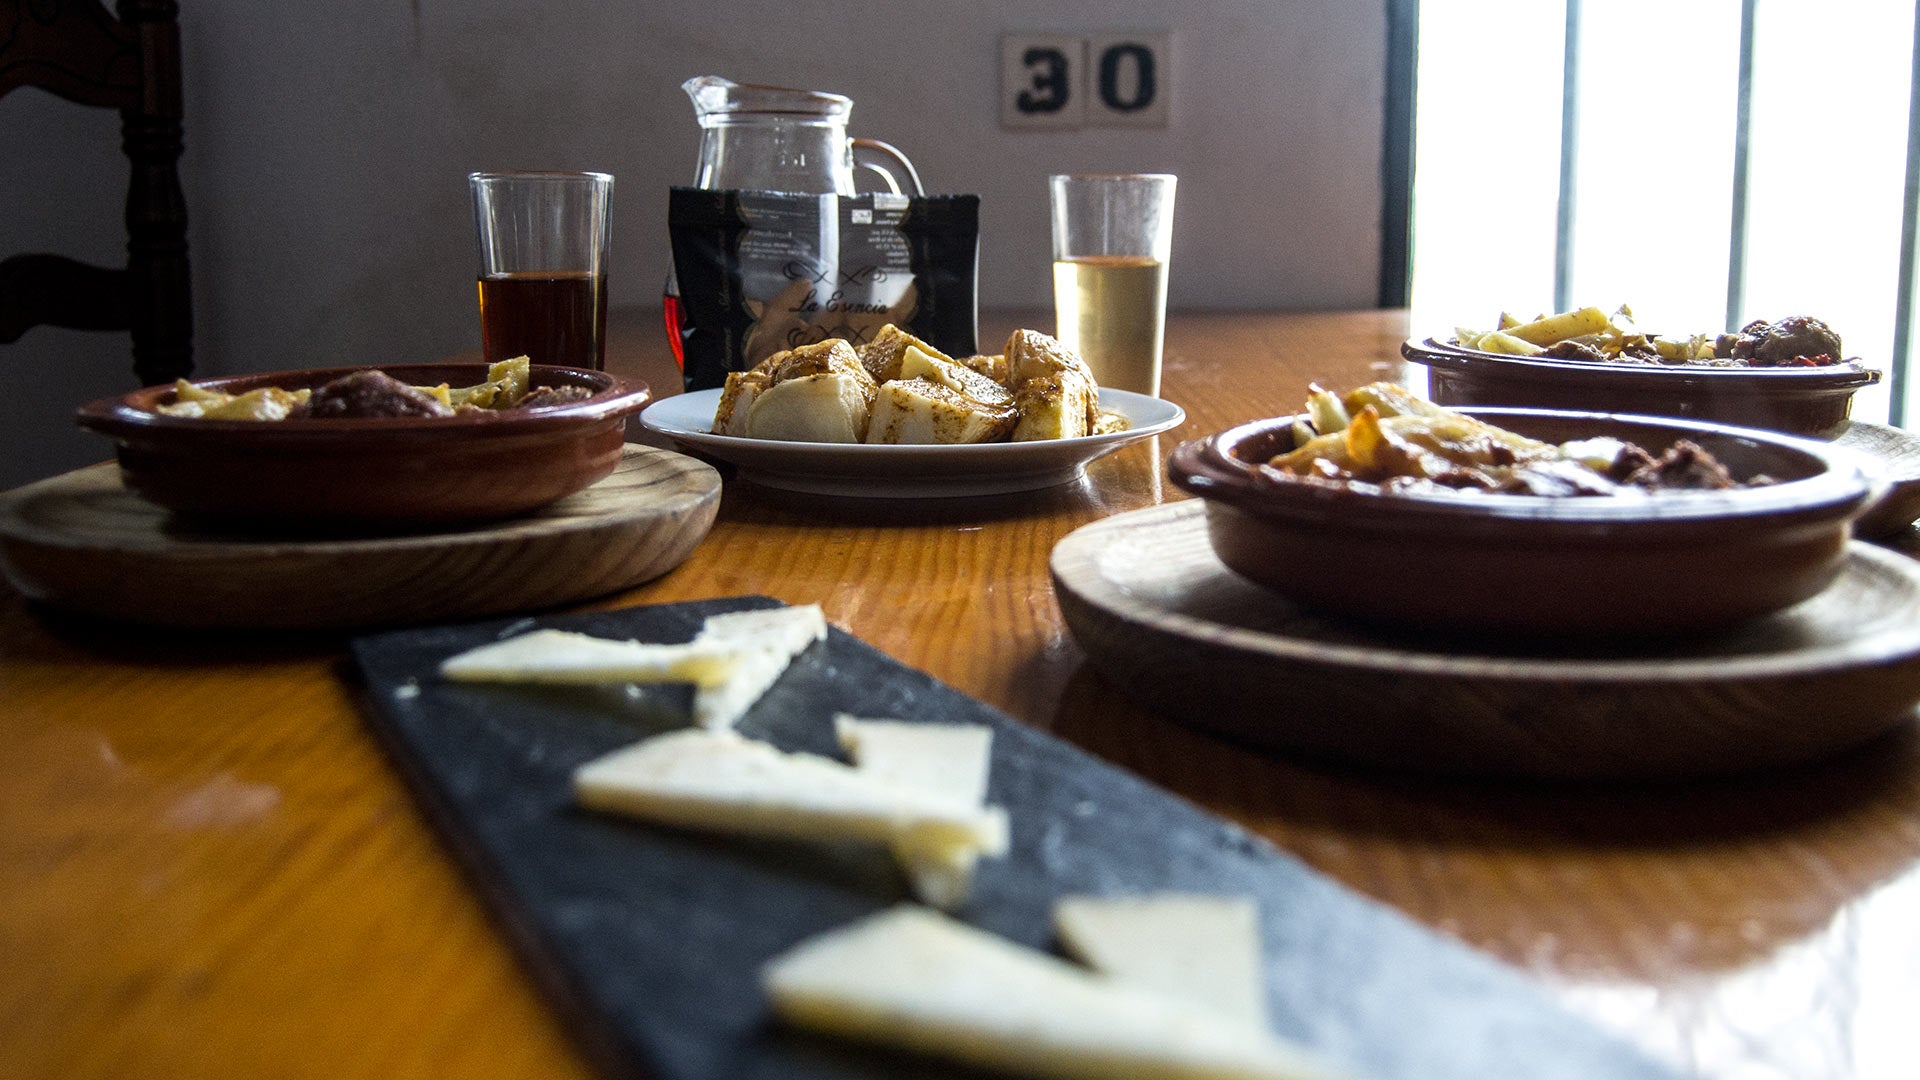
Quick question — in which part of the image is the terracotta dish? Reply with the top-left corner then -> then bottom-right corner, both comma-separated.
1167,408 -> 1878,638
1402,336 -> 1880,438
76,364 -> 650,527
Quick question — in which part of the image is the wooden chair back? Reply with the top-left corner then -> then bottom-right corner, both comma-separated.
0,0 -> 191,385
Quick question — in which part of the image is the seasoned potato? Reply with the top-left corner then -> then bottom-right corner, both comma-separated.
710,324 -> 1128,445
1502,306 -> 1612,346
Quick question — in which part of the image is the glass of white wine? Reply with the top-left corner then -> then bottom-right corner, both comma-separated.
1049,174 -> 1176,396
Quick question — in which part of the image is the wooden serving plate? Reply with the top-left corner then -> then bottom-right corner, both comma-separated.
1051,500 -> 1920,779
0,444 -> 720,629
1838,420 -> 1920,538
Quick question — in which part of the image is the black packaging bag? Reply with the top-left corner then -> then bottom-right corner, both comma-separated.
668,187 -> 979,391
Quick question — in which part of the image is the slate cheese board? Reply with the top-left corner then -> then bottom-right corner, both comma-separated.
349,597 -> 1684,1080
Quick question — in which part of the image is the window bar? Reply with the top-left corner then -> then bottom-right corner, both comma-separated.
1552,0 -> 1580,313
1376,0 -> 1418,309
1891,6 -> 1920,428
1725,0 -> 1757,334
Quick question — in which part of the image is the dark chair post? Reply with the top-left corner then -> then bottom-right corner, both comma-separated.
119,0 -> 190,386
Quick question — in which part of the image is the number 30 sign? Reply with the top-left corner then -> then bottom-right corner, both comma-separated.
1000,31 -> 1172,130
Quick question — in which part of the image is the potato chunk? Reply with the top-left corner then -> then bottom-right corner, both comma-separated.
866,378 -> 1017,444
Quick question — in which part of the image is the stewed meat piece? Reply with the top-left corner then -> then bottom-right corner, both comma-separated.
513,384 -> 596,409
1607,440 -> 1744,491
1715,316 -> 1843,366
305,370 -> 454,418
1541,339 -> 1608,363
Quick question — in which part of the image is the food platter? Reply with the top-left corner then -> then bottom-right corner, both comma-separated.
349,597 -> 1681,1080
1167,404 -> 1877,638
75,362 -> 652,526
1052,500 -> 1920,779
1402,336 -> 1879,438
0,445 -> 720,629
639,388 -> 1185,497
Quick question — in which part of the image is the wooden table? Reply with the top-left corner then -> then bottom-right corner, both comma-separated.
4,309 -> 1917,1079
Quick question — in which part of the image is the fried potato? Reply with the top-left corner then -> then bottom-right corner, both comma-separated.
157,382 -> 311,420
709,325 -> 1120,445
858,325 -> 950,384
1501,306 -> 1611,346
448,356 -> 532,409
1269,428 -> 1355,474
955,353 -> 1009,385
1473,330 -> 1547,356
1305,387 -> 1350,436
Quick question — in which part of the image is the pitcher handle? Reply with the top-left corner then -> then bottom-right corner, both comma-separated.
851,137 -> 925,196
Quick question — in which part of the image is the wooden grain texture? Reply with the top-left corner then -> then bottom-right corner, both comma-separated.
1052,500 -> 1920,777
4,308 -> 1919,1080
1841,420 -> 1920,538
0,444 -> 721,628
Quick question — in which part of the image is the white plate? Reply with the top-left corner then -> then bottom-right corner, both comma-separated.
639,388 -> 1186,497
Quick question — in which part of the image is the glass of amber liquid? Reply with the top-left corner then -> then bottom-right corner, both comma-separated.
1049,174 -> 1176,396
470,171 -> 613,370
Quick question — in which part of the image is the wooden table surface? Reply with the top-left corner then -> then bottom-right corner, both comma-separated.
5,309 -> 1918,1079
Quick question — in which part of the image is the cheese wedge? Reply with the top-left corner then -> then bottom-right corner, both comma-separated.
1054,894 -> 1268,1029
691,604 -> 829,730
574,729 -> 1008,861
835,716 -> 992,808
836,716 -> 998,908
698,603 -> 828,647
437,629 -> 739,688
763,905 -> 1356,1080
436,604 -> 827,732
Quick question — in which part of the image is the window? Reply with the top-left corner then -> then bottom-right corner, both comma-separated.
1407,0 -> 1918,425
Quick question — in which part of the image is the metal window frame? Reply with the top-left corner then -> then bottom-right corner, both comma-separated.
1401,1 -> 1920,426
1378,0 -> 1418,308
1553,0 -> 1581,314
1894,5 -> 1920,426
1725,0 -> 1757,334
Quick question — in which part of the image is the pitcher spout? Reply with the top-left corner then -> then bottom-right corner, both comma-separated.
683,75 -> 852,123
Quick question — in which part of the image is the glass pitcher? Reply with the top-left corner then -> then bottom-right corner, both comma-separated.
683,75 -> 923,197
665,76 -> 924,366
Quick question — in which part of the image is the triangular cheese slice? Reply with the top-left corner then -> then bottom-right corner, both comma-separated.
690,605 -> 829,729
834,716 -> 992,809
435,605 -> 828,731
836,716 -> 997,909
763,905 -> 1354,1080
574,729 -> 1007,866
438,629 -> 739,687
1054,894 -> 1268,1028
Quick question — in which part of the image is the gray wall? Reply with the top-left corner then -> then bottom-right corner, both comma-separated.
1,1 -> 1385,489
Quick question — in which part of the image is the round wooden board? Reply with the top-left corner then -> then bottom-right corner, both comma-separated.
0,444 -> 721,629
1051,500 -> 1920,779
1837,419 -> 1920,538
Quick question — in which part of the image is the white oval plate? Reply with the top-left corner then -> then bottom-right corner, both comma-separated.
639,388 -> 1186,497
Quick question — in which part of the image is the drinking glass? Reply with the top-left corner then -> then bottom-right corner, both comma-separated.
470,171 -> 613,371
1049,174 -> 1176,396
